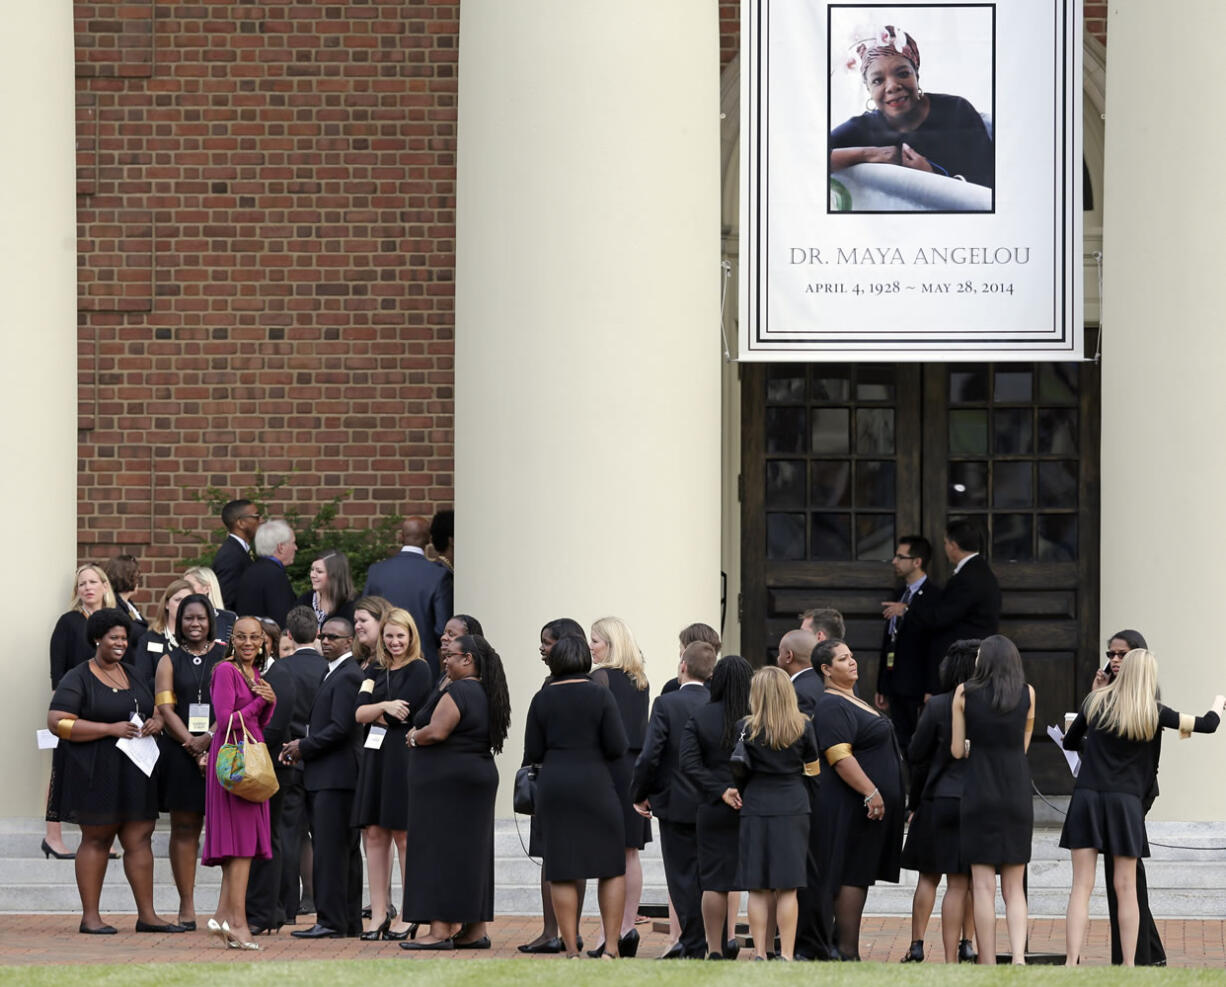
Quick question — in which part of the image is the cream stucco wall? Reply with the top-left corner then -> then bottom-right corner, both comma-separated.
454,1 -> 723,813
1099,4 -> 1226,821
0,3 -> 79,816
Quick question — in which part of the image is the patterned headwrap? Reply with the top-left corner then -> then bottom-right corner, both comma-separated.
854,26 -> 920,78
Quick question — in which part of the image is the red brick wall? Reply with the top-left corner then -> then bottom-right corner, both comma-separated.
74,1 -> 459,593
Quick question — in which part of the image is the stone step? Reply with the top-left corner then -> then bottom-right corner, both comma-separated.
8,817 -> 1225,918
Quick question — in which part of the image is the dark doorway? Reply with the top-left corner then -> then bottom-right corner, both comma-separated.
741,357 -> 1100,793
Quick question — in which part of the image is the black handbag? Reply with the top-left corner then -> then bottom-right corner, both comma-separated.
513,764 -> 538,815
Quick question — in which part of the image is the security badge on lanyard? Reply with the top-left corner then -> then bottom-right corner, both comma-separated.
188,703 -> 211,734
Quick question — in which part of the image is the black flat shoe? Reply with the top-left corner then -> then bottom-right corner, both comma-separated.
659,942 -> 686,960
706,952 -> 724,960
454,936 -> 490,950
724,937 -> 741,960
41,839 -> 75,860
399,938 -> 454,951
518,936 -> 565,954
291,923 -> 341,939
958,938 -> 977,963
79,923 -> 117,935
177,920 -> 197,932
901,939 -> 925,963
135,921 -> 187,933
618,927 -> 640,958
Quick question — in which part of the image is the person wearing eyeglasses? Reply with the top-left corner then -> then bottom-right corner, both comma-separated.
876,536 -> 942,755
212,500 -> 261,612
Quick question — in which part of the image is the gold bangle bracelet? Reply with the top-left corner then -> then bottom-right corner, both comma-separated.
825,742 -> 853,766
55,718 -> 77,741
154,691 -> 177,707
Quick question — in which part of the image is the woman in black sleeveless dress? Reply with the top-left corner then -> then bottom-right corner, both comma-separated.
679,654 -> 752,958
352,608 -> 433,939
951,634 -> 1035,965
154,594 -> 227,929
899,638 -> 979,963
813,640 -> 905,961
588,615 -> 650,957
523,635 -> 628,959
1059,647 -> 1223,966
400,634 -> 511,950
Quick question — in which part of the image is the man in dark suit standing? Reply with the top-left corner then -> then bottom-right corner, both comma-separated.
875,535 -> 942,754
212,499 -> 260,611
884,519 -> 1001,669
244,634 -> 299,934
777,628 -> 836,961
282,617 -> 363,939
235,519 -> 298,628
267,606 -> 328,924
632,641 -> 717,959
363,516 -> 452,676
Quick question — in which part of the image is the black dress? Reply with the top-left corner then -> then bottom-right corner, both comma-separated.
732,716 -> 818,890
960,684 -> 1033,866
679,700 -> 741,891
403,678 -> 497,923
591,666 -> 652,850
900,690 -> 967,875
132,629 -> 173,693
49,662 -> 160,826
522,676 -> 628,882
1060,704 -> 1220,857
814,693 -> 905,887
352,659 -> 434,829
527,673 -> 549,858
47,611 -> 94,823
830,93 -> 995,189
157,643 -> 227,814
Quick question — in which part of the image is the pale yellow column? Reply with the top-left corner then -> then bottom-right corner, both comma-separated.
454,1 -> 722,812
0,4 -> 79,817
1100,3 -> 1226,821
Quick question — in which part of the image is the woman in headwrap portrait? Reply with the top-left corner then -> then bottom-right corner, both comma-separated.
829,25 -> 993,190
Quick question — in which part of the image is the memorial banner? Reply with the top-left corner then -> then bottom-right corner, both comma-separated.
738,0 -> 1083,361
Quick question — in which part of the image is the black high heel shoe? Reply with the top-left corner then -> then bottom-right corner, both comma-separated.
618,928 -> 640,958
359,911 -> 393,941
958,938 -> 978,963
41,840 -> 75,860
901,940 -> 924,963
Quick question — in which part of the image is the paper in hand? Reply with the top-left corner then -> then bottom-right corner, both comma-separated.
116,715 -> 161,778
1046,724 -> 1080,777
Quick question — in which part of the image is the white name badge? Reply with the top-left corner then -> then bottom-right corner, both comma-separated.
364,726 -> 387,750
188,703 -> 211,734
147,642 -> 164,653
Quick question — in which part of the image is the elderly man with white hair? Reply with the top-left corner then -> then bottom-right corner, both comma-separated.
234,519 -> 298,627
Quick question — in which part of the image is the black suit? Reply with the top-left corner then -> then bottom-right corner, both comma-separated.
300,655 -> 364,935
212,535 -> 253,612
362,550 -> 452,676
632,683 -> 709,958
246,659 -> 298,931
791,666 -> 836,961
235,557 -> 297,628
909,554 -> 1000,660
276,647 -> 330,920
878,577 -> 942,754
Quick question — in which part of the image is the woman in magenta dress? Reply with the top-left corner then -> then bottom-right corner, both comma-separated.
202,616 -> 277,950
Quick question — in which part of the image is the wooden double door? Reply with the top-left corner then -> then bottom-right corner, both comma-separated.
741,359 -> 1100,792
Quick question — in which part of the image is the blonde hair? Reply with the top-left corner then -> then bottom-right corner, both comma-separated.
1083,648 -> 1160,741
67,564 -> 117,614
151,579 -> 194,634
745,666 -> 807,750
183,566 -> 225,610
591,616 -> 648,691
375,607 -> 424,670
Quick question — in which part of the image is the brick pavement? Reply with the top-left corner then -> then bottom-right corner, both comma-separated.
0,912 -> 1222,966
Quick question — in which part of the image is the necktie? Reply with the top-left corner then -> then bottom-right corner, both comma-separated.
889,584 -> 914,638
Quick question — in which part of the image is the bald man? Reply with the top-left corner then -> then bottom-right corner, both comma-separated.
777,629 -> 820,716
362,515 -> 453,676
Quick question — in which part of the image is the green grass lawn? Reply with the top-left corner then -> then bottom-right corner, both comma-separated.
0,961 -> 1221,986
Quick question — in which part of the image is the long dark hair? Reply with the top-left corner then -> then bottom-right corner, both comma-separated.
174,593 -> 217,644
709,654 -> 753,748
938,638 -> 981,693
457,634 -> 511,754
964,634 -> 1025,712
